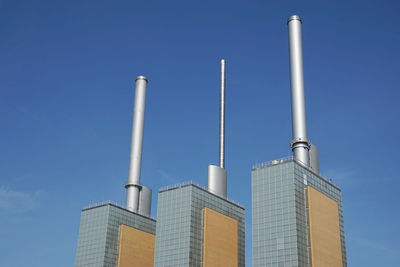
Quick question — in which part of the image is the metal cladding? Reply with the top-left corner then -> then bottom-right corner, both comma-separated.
138,185 -> 152,217
207,165 -> 227,197
207,59 -> 228,198
220,59 -> 226,169
287,15 -> 311,166
309,143 -> 320,174
125,76 -> 151,213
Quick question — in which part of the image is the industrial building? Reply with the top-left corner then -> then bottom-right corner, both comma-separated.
74,14 -> 347,267
75,76 -> 157,267
154,182 -> 245,266
252,159 -> 346,266
154,59 -> 246,266
251,15 -> 347,267
75,202 -> 156,266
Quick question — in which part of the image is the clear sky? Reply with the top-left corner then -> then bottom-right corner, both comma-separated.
1,0 -> 399,266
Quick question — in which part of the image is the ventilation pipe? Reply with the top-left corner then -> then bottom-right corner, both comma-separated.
207,59 -> 227,198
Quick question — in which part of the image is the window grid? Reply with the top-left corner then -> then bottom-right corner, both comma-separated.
252,160 -> 347,267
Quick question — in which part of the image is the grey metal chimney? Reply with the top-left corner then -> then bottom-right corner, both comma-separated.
207,59 -> 227,198
287,15 -> 311,166
125,76 -> 151,215
219,59 -> 226,169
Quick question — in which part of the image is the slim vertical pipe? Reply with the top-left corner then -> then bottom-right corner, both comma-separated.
207,59 -> 227,198
125,76 -> 147,212
219,59 -> 226,169
287,15 -> 310,166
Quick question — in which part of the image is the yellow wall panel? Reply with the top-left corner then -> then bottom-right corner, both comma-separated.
307,186 -> 342,267
203,207 -> 238,267
117,224 -> 155,267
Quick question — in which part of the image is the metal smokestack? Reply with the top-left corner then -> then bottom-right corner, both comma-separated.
125,76 -> 147,212
219,59 -> 226,169
207,59 -> 227,198
287,15 -> 310,166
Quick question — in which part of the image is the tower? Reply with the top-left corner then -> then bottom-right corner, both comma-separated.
75,77 -> 156,267
251,16 -> 347,267
153,60 -> 245,266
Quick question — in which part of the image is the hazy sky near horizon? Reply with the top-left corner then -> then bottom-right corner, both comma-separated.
1,0 -> 400,266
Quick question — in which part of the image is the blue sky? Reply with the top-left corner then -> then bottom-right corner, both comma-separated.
1,0 -> 399,266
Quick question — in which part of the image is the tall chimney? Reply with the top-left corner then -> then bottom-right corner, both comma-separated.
125,76 -> 148,212
207,59 -> 227,198
287,15 -> 310,166
219,59 -> 226,169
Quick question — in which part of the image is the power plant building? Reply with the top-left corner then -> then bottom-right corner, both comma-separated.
75,77 -> 157,267
252,159 -> 346,266
75,202 -> 156,267
154,59 -> 246,267
74,15 -> 347,267
154,182 -> 245,266
251,15 -> 347,267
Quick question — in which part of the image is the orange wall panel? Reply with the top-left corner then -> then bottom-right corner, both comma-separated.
203,207 -> 238,267
307,186 -> 342,267
117,224 -> 155,267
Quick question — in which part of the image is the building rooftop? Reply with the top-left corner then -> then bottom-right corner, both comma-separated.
159,180 -> 244,209
252,156 -> 341,190
81,200 -> 157,221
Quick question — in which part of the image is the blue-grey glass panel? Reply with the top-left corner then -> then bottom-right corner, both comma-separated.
252,160 -> 347,267
75,204 -> 156,267
154,184 -> 245,267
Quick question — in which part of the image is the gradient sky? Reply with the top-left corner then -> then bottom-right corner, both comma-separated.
1,0 -> 399,266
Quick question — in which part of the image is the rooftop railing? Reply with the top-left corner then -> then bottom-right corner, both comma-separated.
252,156 -> 294,170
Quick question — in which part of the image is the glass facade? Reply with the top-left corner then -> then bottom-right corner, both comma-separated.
75,202 -> 156,267
252,159 -> 347,267
154,183 -> 245,267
